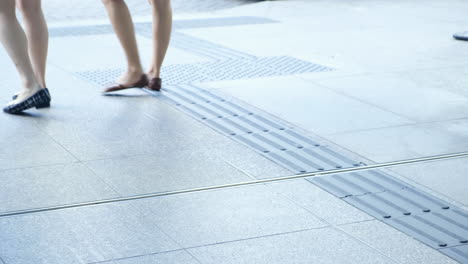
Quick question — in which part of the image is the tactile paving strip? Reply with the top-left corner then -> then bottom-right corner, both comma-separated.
441,245 -> 468,263
49,17 -> 277,38
158,83 -> 364,173
309,170 -> 468,262
76,56 -> 330,86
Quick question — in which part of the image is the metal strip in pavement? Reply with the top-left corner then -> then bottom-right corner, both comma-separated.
0,151 -> 467,218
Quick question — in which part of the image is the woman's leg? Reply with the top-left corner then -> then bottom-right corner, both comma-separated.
147,0 -> 172,79
0,0 -> 41,103
16,0 -> 49,88
102,0 -> 144,85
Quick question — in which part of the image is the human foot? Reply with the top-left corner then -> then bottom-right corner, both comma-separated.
4,87 -> 50,114
13,87 -> 51,102
117,70 -> 146,87
8,85 -> 42,106
146,71 -> 162,91
103,72 -> 148,93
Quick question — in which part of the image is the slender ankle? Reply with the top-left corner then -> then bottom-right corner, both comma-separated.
147,68 -> 160,78
127,66 -> 144,75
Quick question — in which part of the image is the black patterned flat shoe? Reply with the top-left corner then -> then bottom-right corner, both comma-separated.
12,88 -> 51,108
454,31 -> 468,41
3,89 -> 51,114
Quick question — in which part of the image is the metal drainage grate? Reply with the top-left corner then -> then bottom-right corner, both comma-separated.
76,56 -> 331,86
309,170 -> 468,262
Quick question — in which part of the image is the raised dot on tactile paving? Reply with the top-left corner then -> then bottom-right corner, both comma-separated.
336,166 -> 342,169
439,243 -> 447,247
297,146 -> 304,149
281,148 -> 287,151
383,215 -> 391,219
263,129 -> 269,132
460,240 -> 468,244
279,128 -> 285,130
423,209 -> 431,212
403,212 -> 411,216
263,150 -> 270,153
442,206 -> 450,209
318,168 -> 324,171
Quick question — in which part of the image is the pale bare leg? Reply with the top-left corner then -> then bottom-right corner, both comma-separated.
0,0 -> 41,105
147,0 -> 172,79
16,0 -> 49,89
102,0 -> 144,86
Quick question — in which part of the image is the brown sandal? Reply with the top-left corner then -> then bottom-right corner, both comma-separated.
147,77 -> 162,91
103,74 -> 149,93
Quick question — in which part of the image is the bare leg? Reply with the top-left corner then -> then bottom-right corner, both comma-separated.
16,0 -> 49,88
147,0 -> 172,79
102,0 -> 144,85
0,0 -> 41,104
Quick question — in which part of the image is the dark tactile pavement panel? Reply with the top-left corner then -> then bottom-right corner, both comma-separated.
133,185 -> 327,248
343,188 -> 453,219
187,227 -> 394,264
309,170 -> 414,198
341,220 -> 458,264
386,209 -> 468,249
308,167 -> 468,261
441,245 -> 468,264
0,202 -> 180,264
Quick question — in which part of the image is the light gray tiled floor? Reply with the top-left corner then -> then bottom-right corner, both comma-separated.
93,250 -> 200,264
325,119 -> 468,163
187,227 -> 394,264
311,72 -> 468,123
0,163 -> 119,213
0,202 -> 180,264
84,151 -> 252,196
134,185 -> 328,248
266,179 -> 373,225
389,157 -> 468,206
1,0 -> 468,263
205,76 -> 412,135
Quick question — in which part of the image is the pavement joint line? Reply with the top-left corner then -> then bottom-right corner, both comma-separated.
1,151 -> 468,218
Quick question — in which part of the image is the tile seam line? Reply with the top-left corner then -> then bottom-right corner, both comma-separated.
1,151 -> 468,218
